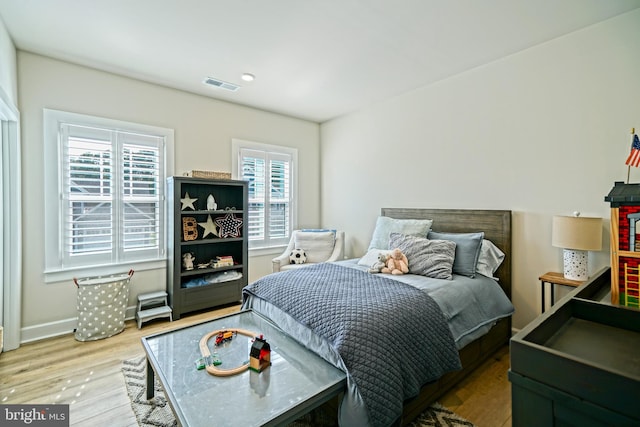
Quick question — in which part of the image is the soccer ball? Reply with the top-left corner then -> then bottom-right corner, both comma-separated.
289,248 -> 307,264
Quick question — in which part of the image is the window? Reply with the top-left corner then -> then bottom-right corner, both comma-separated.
232,139 -> 297,250
44,109 -> 174,280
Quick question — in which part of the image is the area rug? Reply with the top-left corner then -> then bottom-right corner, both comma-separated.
122,356 -> 474,427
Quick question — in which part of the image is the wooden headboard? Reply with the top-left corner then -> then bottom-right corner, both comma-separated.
381,208 -> 512,299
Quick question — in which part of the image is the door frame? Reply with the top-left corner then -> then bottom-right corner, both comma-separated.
0,87 -> 21,351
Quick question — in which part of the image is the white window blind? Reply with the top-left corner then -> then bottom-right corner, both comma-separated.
61,124 -> 164,266
233,140 -> 297,249
44,109 -> 173,279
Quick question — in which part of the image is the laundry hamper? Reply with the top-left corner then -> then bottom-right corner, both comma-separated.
73,270 -> 134,342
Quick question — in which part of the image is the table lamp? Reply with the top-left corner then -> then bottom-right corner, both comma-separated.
552,213 -> 602,281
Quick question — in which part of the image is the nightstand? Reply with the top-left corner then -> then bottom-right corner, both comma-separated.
538,272 -> 585,313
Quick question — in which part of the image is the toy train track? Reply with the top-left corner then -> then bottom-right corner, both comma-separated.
199,328 -> 258,376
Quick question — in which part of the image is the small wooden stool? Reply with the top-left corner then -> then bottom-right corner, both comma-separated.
136,291 -> 172,329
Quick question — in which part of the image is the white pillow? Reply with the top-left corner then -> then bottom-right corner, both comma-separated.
367,217 -> 433,251
476,239 -> 505,279
294,231 -> 335,263
357,249 -> 393,267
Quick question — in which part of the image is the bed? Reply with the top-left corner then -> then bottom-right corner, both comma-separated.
242,208 -> 513,426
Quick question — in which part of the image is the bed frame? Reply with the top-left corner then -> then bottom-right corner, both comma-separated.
380,208 -> 512,425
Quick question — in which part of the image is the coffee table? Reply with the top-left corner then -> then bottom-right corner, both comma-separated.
141,309 -> 347,426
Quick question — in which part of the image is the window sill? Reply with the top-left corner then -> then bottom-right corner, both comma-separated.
249,246 -> 287,257
44,259 -> 166,284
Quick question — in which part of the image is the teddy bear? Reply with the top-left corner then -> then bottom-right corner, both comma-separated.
368,252 -> 390,274
381,248 -> 409,275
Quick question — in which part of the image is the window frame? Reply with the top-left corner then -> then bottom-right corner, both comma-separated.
43,109 -> 174,283
231,138 -> 298,252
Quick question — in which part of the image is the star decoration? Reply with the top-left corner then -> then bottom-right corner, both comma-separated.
198,215 -> 219,238
214,213 -> 243,238
181,192 -> 198,210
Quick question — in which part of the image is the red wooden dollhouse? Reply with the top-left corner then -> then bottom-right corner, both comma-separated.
604,181 -> 640,307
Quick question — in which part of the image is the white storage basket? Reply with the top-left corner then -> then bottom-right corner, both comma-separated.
73,270 -> 134,342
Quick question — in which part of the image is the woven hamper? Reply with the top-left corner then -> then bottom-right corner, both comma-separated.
73,270 -> 134,342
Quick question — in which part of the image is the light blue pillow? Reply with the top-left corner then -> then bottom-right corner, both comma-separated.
300,228 -> 336,234
427,231 -> 484,278
367,216 -> 433,251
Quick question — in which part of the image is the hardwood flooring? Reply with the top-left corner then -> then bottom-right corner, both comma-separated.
440,345 -> 512,427
0,304 -> 511,427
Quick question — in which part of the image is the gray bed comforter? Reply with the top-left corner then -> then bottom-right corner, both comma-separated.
242,263 -> 462,427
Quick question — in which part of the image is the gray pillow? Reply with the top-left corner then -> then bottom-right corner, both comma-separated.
389,233 -> 455,280
427,231 -> 484,278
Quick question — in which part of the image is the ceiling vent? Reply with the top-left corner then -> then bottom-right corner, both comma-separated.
203,77 -> 240,92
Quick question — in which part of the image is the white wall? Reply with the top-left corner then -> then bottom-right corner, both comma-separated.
0,15 -> 17,105
17,52 -> 320,340
320,10 -> 640,330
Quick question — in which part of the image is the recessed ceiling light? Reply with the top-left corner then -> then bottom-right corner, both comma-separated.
241,73 -> 255,82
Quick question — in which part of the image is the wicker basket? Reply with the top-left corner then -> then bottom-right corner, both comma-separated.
191,170 -> 232,180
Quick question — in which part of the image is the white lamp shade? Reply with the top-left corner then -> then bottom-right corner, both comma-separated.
552,216 -> 602,251
552,215 -> 602,281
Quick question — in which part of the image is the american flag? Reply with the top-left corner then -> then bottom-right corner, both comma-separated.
625,133 -> 640,167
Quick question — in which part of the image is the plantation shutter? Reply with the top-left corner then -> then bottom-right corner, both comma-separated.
240,147 -> 291,248
60,124 -> 164,268
241,149 -> 266,241
269,154 -> 290,240
121,133 -> 163,255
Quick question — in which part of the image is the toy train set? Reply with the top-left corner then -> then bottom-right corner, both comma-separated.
197,328 -> 271,376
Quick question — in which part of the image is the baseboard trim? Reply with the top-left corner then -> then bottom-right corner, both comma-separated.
20,306 -> 137,344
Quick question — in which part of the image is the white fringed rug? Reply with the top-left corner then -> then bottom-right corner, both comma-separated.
122,356 -> 474,427
122,356 -> 177,427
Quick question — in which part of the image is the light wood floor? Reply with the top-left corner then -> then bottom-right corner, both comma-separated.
0,304 -> 511,427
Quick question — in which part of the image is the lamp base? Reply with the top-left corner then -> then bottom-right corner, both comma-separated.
563,249 -> 588,281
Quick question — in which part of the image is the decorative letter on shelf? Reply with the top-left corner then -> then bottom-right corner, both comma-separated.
183,217 -> 198,241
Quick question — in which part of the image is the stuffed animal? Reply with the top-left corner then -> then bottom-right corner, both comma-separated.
381,248 -> 409,275
368,252 -> 389,274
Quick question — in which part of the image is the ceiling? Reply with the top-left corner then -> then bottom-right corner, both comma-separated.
1,0 -> 639,123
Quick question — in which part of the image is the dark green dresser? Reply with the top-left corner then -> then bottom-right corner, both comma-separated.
510,267 -> 640,426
